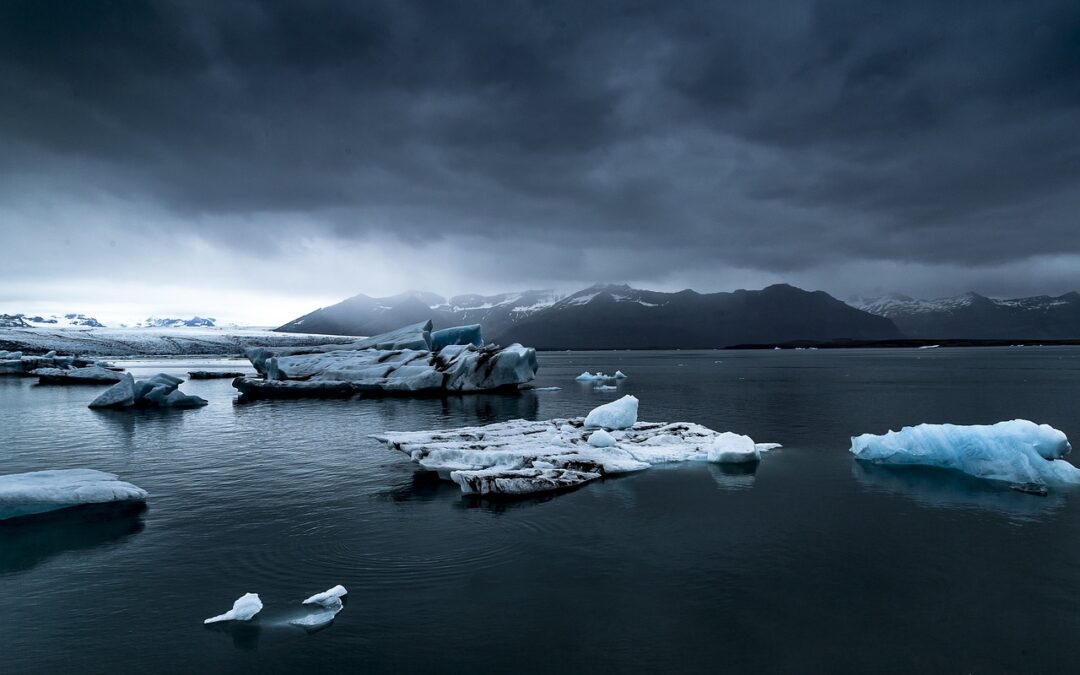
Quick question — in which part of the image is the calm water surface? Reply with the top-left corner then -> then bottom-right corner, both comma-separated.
3,348 -> 1080,674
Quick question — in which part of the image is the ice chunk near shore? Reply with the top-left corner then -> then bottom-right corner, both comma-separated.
0,469 -> 148,521
33,365 -> 122,384
850,420 -> 1080,490
89,372 -> 208,409
375,398 -> 776,496
584,395 -> 638,430
204,593 -> 263,624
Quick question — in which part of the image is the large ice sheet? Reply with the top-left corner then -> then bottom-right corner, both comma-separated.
375,401 -> 777,496
0,469 -> 148,521
850,420 -> 1080,490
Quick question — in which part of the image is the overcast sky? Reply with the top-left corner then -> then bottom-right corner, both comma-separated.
3,0 -> 1079,325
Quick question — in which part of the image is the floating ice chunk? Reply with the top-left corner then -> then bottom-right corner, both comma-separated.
204,593 -> 263,624
89,372 -> 206,409
532,386 -> 561,391
303,585 -> 348,607
588,429 -> 617,448
708,432 -> 760,464
0,469 -> 148,521
89,373 -> 136,408
614,370 -> 627,379
918,344 -> 940,349
576,371 -> 615,381
594,384 -> 617,391
850,420 -> 1080,489
584,395 -> 638,430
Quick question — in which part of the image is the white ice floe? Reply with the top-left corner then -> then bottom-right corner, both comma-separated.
584,395 -> 638,430
0,469 -> 148,521
234,321 -> 538,398
614,370 -> 627,379
204,593 -> 263,624
374,398 -> 778,496
575,371 -> 616,381
594,384 -> 617,391
850,420 -> 1080,490
303,585 -> 348,607
89,372 -> 208,409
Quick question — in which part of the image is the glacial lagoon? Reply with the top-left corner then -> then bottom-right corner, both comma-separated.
4,348 -> 1080,673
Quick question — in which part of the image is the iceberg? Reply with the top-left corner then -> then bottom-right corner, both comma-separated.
0,351 -> 96,376
583,395 -> 638,430
204,593 -> 263,624
233,322 -> 538,399
33,365 -> 123,384
575,371 -> 615,381
89,373 -> 208,409
374,399 -> 777,496
290,585 -> 348,629
613,370 -> 628,379
850,420 -> 1080,490
0,469 -> 148,521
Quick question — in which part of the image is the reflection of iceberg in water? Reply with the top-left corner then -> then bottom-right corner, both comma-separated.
203,620 -> 262,650
852,461 -> 1067,522
0,502 -> 146,574
708,462 -> 758,491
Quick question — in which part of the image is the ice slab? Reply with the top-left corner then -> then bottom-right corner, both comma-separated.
33,365 -> 122,384
708,433 -> 761,464
204,593 -> 263,624
0,469 -> 148,521
850,420 -> 1080,490
375,406 -> 777,496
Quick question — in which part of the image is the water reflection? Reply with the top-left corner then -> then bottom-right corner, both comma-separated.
203,620 -> 262,650
708,462 -> 759,491
852,460 -> 1066,522
0,503 -> 146,575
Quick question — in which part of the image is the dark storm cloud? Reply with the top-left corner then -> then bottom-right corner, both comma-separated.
2,0 -> 1080,290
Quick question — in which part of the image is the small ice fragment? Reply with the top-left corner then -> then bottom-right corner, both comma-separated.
613,370 -> 627,379
303,585 -> 348,607
708,432 -> 760,464
204,593 -> 262,624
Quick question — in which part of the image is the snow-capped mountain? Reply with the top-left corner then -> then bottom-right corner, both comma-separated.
849,292 -> 1080,338
278,283 -> 901,348
135,316 -> 217,328
0,313 -> 105,328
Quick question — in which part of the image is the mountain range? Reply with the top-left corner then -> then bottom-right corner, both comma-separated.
277,283 -> 903,348
849,292 -> 1080,339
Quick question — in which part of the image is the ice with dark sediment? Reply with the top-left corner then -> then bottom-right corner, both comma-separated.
374,397 -> 778,496
33,365 -> 123,384
0,469 -> 148,521
233,321 -> 538,399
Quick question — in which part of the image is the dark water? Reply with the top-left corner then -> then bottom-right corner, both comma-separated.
4,348 -> 1080,674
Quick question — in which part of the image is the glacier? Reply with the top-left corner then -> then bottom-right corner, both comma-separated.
0,469 -> 148,521
89,373 -> 208,409
204,593 -> 263,624
850,420 -> 1080,491
233,321 -> 538,399
374,398 -> 778,496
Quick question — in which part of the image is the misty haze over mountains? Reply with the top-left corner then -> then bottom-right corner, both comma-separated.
276,284 -> 1080,348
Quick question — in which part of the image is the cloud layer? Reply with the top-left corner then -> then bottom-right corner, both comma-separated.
3,0 -> 1079,322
